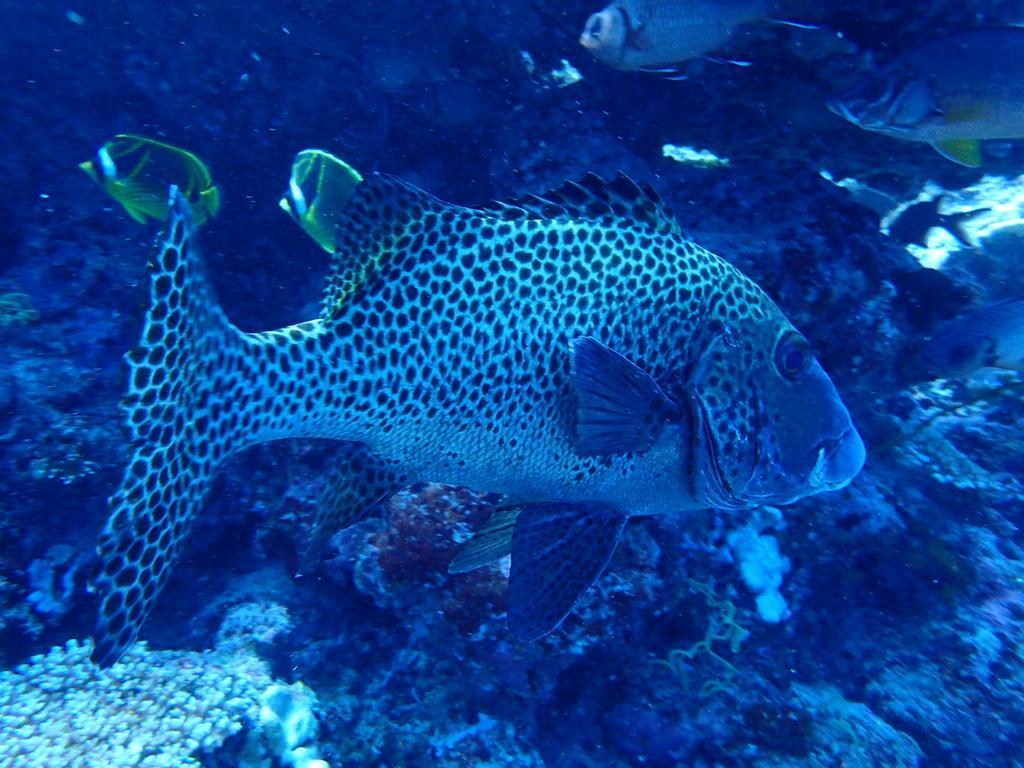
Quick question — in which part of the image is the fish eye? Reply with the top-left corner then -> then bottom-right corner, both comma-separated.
774,331 -> 811,381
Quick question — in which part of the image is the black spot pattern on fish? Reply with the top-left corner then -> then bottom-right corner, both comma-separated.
91,174 -> 779,665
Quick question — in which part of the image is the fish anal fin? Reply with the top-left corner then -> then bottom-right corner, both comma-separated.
508,502 -> 627,641
449,506 -> 520,573
115,183 -> 168,224
305,443 -> 405,565
570,336 -> 676,456
932,139 -> 982,167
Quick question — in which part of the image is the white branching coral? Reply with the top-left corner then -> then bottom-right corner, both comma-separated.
0,638 -> 272,768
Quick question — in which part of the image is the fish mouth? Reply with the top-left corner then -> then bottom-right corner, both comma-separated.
807,428 -> 866,491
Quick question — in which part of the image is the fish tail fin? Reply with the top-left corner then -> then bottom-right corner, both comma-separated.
942,207 -> 990,248
931,139 -> 982,167
90,187 -> 251,666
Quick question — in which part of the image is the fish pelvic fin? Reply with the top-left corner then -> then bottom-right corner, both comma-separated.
91,187 -> 254,666
932,139 -> 982,167
508,502 -> 627,641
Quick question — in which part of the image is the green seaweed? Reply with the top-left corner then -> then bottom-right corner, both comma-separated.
650,579 -> 749,697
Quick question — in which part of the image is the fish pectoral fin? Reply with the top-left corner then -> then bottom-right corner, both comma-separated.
508,502 -> 627,641
569,336 -> 676,456
932,138 -> 982,167
449,506 -> 520,573
303,443 -> 405,567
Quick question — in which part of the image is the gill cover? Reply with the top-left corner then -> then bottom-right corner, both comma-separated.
689,320 -> 864,506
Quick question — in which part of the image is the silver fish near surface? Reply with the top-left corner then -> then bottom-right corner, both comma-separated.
828,28 -> 1024,167
89,165 -> 865,666
580,0 -> 770,71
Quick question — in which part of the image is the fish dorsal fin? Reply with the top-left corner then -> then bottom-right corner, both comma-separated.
479,172 -> 680,235
321,175 -> 473,320
322,171 -> 679,319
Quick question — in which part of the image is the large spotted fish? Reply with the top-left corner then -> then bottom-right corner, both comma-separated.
90,162 -> 865,665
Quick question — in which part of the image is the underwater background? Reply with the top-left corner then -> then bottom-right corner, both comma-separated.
2,1 -> 1024,766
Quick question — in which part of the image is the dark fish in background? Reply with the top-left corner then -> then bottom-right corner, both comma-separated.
923,299 -> 1024,378
887,196 -> 990,248
580,0 -> 813,74
828,28 -> 1024,167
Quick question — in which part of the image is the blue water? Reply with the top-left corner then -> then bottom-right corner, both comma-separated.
1,2 -> 1023,766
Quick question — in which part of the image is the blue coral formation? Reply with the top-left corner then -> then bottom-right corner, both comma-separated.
1,0 -> 1024,765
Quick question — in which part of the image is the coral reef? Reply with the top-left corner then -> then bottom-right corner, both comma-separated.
250,682 -> 328,768
0,639 -> 272,767
0,0 -> 1022,765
